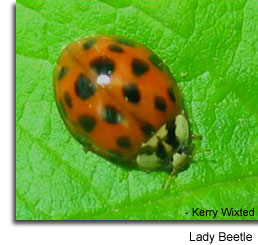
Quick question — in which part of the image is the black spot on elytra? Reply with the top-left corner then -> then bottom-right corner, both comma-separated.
75,74 -> 95,100
102,105 -> 123,124
78,115 -> 96,132
149,53 -> 165,71
140,122 -> 155,137
167,87 -> 176,102
64,92 -> 72,108
116,136 -> 131,148
108,44 -> 124,53
90,56 -> 115,76
132,58 -> 149,76
116,37 -> 135,47
83,38 -> 97,50
154,96 -> 166,112
122,83 -> 141,103
156,141 -> 168,159
58,67 -> 68,80
165,120 -> 179,149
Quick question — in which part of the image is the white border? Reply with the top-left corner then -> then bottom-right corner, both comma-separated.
1,1 -> 257,244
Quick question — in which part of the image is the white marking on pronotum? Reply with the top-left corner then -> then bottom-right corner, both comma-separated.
136,111 -> 190,173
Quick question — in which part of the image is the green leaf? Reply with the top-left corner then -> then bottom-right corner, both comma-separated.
16,0 -> 258,220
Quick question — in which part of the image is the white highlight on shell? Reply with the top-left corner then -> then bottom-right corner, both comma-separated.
97,74 -> 111,85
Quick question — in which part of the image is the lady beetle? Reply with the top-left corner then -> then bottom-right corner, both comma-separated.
54,35 -> 190,175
